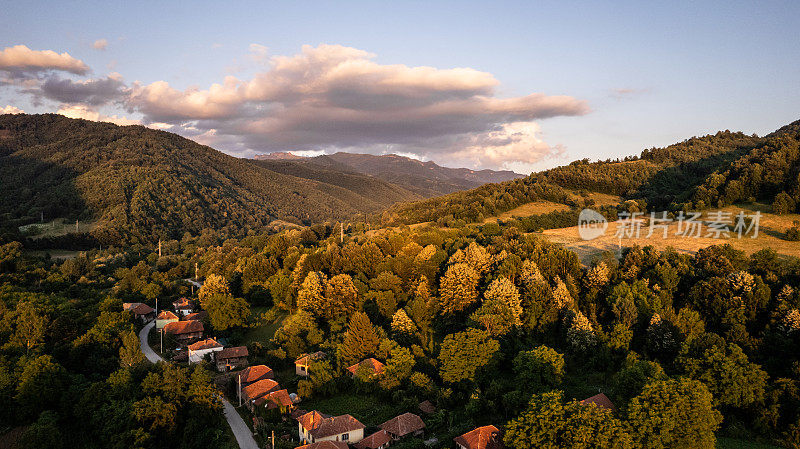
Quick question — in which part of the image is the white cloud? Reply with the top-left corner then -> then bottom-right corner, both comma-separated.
93,39 -> 108,50
57,104 -> 140,126
0,105 -> 24,114
0,45 -> 89,75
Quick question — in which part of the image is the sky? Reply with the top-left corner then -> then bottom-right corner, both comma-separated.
1,0 -> 799,173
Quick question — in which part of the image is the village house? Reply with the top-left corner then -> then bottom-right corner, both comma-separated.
163,319 -> 204,345
353,430 -> 391,449
172,297 -> 194,316
155,310 -> 179,329
296,442 -> 349,449
123,302 -> 155,323
454,425 -> 503,449
297,410 -> 365,445
237,365 -> 274,386
182,310 -> 207,321
346,358 -> 385,378
187,338 -> 224,363
295,351 -> 326,376
580,393 -> 616,412
216,346 -> 249,372
242,378 -> 280,411
380,412 -> 425,440
254,388 -> 294,414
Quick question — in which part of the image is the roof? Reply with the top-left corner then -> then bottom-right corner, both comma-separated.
347,358 -> 385,376
188,338 -> 222,351
380,412 -> 425,437
164,320 -> 204,335
217,346 -> 249,360
295,351 -> 326,365
256,389 -> 293,409
580,393 -> 616,412
157,311 -> 179,320
131,303 -> 154,315
242,378 -> 280,402
297,411 -> 365,439
454,425 -> 502,449
295,442 -> 349,449
173,297 -> 194,309
419,400 -> 436,414
183,311 -> 208,321
122,302 -> 139,311
238,365 -> 274,384
353,430 -> 392,449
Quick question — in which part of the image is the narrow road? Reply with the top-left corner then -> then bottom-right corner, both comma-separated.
138,321 -> 260,449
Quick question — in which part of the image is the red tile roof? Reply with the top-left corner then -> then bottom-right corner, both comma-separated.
217,346 -> 248,360
255,389 -> 293,409
131,303 -> 154,315
295,442 -> 348,449
164,320 -> 204,335
295,351 -> 326,365
580,393 -> 616,412
188,338 -> 222,351
379,412 -> 425,437
183,311 -> 208,321
347,358 -> 385,376
353,430 -> 392,449
173,297 -> 194,310
238,365 -> 274,384
157,311 -> 179,320
454,425 -> 502,449
122,302 -> 140,311
297,411 -> 365,439
242,378 -> 280,402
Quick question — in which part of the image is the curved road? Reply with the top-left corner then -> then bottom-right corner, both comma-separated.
138,322 -> 260,449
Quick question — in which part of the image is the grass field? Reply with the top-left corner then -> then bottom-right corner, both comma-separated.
18,218 -> 98,238
717,437 -> 783,449
540,204 -> 800,265
243,307 -> 287,345
300,393 -> 402,427
485,191 -> 622,223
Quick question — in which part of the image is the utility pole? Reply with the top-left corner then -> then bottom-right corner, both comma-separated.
160,328 -> 163,354
40,211 -> 43,223
340,222 -> 344,243
238,374 -> 242,407
158,239 -> 162,257
195,262 -> 199,280
75,219 -> 79,233
271,430 -> 275,449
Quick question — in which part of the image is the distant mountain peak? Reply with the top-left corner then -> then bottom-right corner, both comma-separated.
253,151 -> 307,160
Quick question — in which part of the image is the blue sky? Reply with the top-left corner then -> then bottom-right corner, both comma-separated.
1,1 -> 798,172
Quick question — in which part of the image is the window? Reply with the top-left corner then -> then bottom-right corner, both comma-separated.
342,433 -> 349,441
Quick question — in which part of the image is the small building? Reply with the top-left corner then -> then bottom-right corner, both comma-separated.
163,320 -> 204,344
346,358 -> 385,378
255,388 -> 294,414
242,378 -> 281,411
353,430 -> 391,449
172,297 -> 194,316
297,410 -> 365,445
216,346 -> 249,372
296,442 -> 349,449
183,310 -> 208,321
295,351 -> 326,377
580,393 -> 616,412
123,302 -> 156,323
379,412 -> 425,440
155,310 -> 179,329
418,400 -> 436,415
188,338 -> 224,363
454,425 -> 503,449
237,365 -> 275,386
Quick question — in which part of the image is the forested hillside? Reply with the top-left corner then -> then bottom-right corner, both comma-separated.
0,114 -> 423,245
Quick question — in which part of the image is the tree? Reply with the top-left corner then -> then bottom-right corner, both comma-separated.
391,309 -> 416,335
439,329 -> 499,384
202,293 -> 250,331
504,390 -> 632,449
273,311 -> 323,358
677,342 -> 768,409
471,277 -> 522,336
338,312 -> 381,366
12,301 -> 46,354
119,330 -> 145,368
773,191 -> 796,215
627,378 -> 722,449
439,263 -> 480,314
380,346 -> 415,390
325,274 -> 359,319
198,273 -> 231,303
513,345 -> 565,390
19,411 -> 63,449
612,353 -> 667,402
297,271 -> 327,316
133,396 -> 178,431
15,355 -> 68,419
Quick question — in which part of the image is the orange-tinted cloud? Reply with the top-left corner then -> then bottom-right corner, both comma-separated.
0,45 -> 89,75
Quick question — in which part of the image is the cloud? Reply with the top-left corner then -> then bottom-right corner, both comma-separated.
248,44 -> 269,63
93,39 -> 108,50
0,105 -> 24,114
40,74 -> 126,105
56,104 -> 140,126
610,87 -> 647,99
125,44 -> 588,168
0,45 -> 89,75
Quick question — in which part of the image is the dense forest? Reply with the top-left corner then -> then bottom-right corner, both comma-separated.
2,218 -> 799,448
